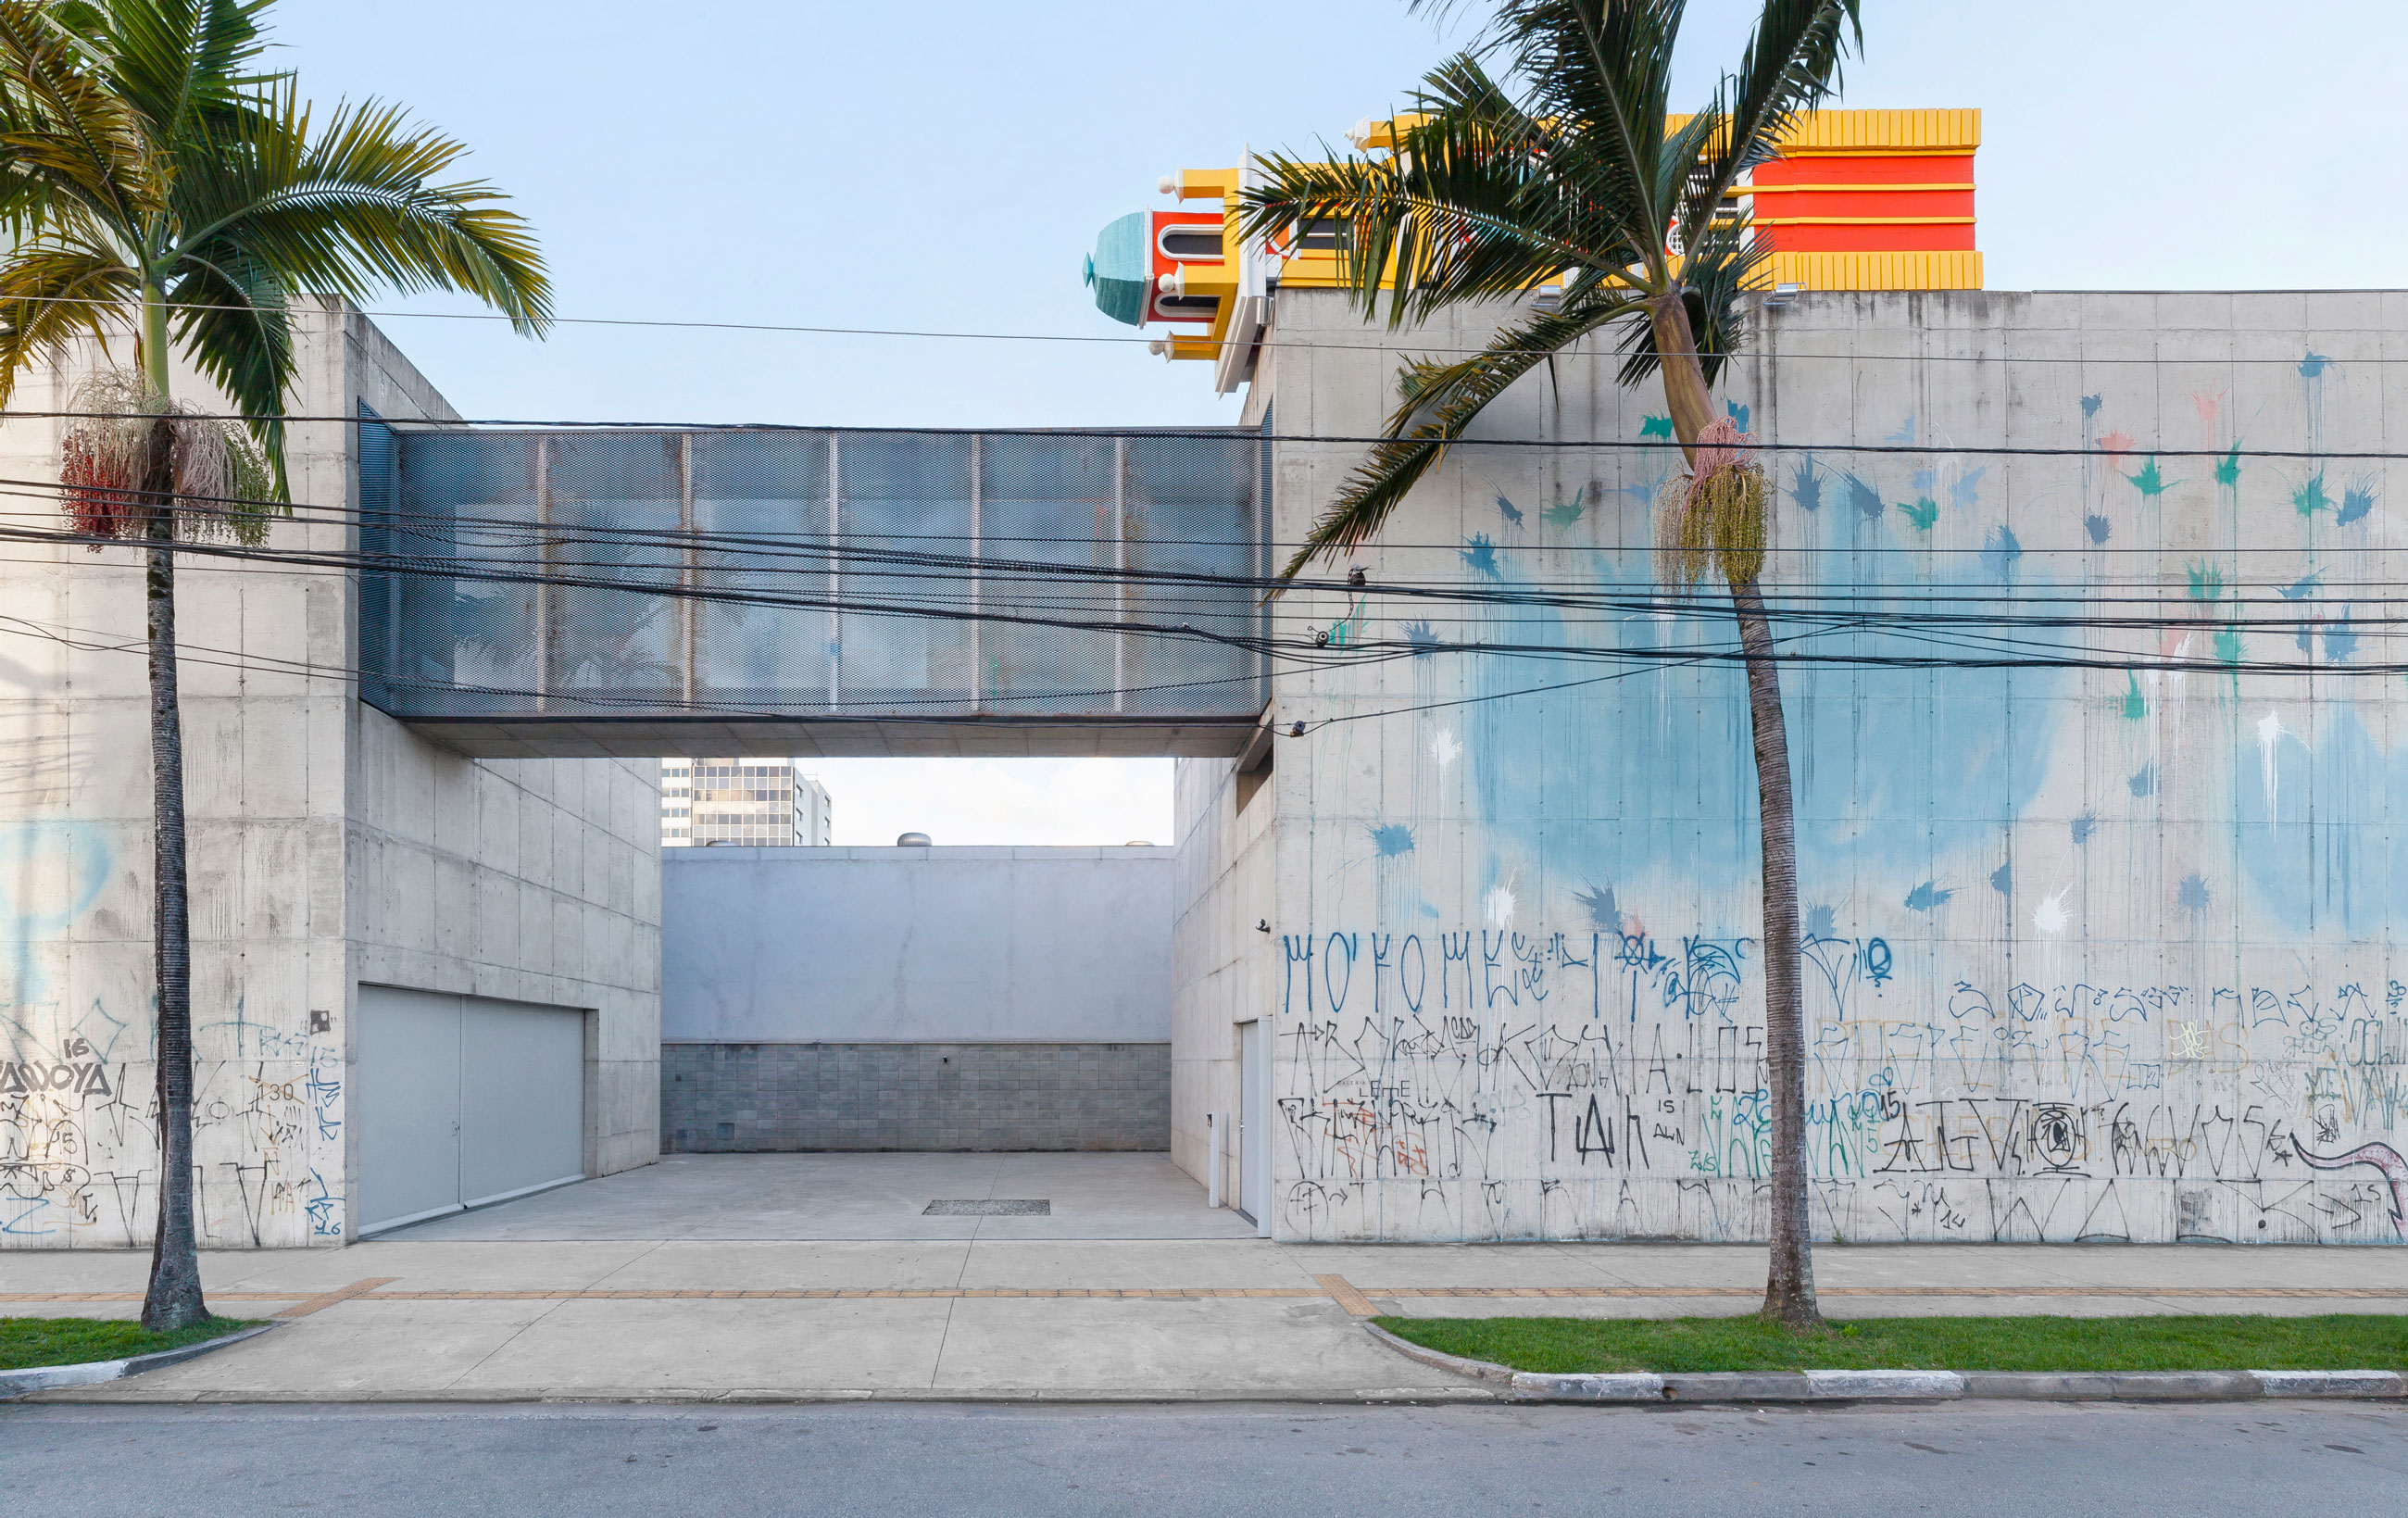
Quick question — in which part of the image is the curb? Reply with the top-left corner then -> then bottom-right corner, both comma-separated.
2,1324 -> 279,1401
1361,1326 -> 2407,1404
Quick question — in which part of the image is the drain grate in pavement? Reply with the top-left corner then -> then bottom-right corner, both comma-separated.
922,1198 -> 1051,1216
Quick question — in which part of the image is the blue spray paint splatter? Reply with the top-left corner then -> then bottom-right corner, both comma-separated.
2177,873 -> 2211,911
1885,414 -> 1916,445
2070,811 -> 2099,846
2128,763 -> 2156,798
1980,525 -> 2023,582
1911,467 -> 1937,495
1903,881 -> 1955,912
1461,535 -> 1499,578
1575,883 -> 1620,930
1845,472 -> 1882,520
1369,823 -> 1416,857
1950,466 -> 1988,508
2338,478 -> 2377,527
2279,571 -> 2320,601
1802,904 -> 1837,938
1403,621 -> 1440,655
1495,493 -> 1524,527
2080,394 -> 2104,420
1725,399 -> 1750,433
2299,352 -> 2331,380
2084,514 -> 2113,546
1989,861 -> 2012,895
1791,462 -> 1823,513
1639,415 -> 1674,439
2325,612 -> 2359,663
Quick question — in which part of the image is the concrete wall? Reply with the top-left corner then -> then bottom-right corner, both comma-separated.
1174,286 -> 2408,1245
0,303 -> 660,1248
1170,754 -> 1278,1200
661,846 -> 1172,1151
662,846 -> 1171,1042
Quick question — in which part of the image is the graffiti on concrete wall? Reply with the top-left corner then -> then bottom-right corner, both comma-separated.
1271,342 -> 2408,1244
1271,920 -> 2408,1242
1,819 -> 344,1248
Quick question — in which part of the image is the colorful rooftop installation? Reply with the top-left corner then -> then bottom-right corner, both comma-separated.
1087,108 -> 1981,391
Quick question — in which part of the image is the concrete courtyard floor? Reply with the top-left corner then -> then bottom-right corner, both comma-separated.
6,1154 -> 2406,1403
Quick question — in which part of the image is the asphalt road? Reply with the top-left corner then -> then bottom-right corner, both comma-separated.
7,1400 -> 2402,1515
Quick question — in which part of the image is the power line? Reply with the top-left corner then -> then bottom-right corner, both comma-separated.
9,517 -> 2402,687
1,288 -> 2398,365
8,410 -> 2407,460
5,472 -> 2402,633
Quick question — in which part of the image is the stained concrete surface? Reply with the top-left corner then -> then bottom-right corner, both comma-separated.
374,1152 -> 1260,1241
11,1157 -> 2405,1403
6,1401 -> 2404,1517
14,1236 -> 2408,1403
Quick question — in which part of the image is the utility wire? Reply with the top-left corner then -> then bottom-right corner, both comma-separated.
7,517 -> 2402,685
1,289 -> 2397,365
6,470 -> 2402,637
8,409 -> 2407,460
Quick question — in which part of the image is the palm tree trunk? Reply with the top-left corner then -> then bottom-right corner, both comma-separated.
1654,295 -> 1820,1329
1732,580 -> 1819,1328
136,292 -> 207,1331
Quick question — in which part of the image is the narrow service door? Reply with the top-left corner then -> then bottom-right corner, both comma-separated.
1238,1019 -> 1267,1235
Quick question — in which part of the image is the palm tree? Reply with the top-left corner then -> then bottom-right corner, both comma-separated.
1243,0 -> 1859,1328
0,0 -> 548,1330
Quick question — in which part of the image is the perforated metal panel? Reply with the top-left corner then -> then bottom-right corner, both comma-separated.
357,425 -> 1270,744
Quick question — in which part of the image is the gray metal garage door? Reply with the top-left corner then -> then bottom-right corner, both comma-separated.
357,985 -> 588,1235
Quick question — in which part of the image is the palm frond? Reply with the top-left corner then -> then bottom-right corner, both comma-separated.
0,0 -> 162,237
85,0 -> 281,144
174,87 -> 551,332
1677,0 -> 1860,247
1455,0 -> 1684,267
1243,57 -> 1637,331
166,238 -> 289,489
0,242 -> 136,406
1279,289 -> 1646,580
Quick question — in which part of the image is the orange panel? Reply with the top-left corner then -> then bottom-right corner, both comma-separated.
1148,211 -> 1224,280
1760,222 -> 1977,254
1756,189 -> 1974,219
1752,154 -> 1975,186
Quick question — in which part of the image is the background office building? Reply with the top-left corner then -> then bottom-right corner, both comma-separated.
659,759 -> 832,847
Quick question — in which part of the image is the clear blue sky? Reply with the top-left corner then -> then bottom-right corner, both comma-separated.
276,0 -> 2408,432
272,0 -> 2408,843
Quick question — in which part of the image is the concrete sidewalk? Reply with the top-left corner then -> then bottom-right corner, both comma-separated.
9,1239 -> 2405,1403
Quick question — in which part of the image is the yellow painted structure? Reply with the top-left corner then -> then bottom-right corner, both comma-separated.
1147,108 -> 1982,374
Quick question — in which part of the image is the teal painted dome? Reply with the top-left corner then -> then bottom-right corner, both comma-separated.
1086,212 -> 1149,326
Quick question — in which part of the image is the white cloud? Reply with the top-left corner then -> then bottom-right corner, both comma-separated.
799,758 -> 1173,847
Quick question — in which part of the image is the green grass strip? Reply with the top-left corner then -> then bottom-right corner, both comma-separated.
1375,1314 -> 2408,1374
1,1316 -> 262,1373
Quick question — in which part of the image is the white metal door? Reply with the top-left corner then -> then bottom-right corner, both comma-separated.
1238,1019 -> 1268,1236
356,986 -> 462,1234
357,986 -> 586,1235
460,1000 -> 586,1208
